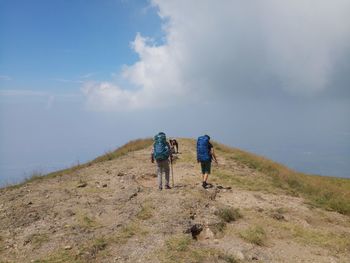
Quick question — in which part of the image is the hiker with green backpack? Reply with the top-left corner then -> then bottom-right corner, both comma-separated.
151,132 -> 173,190
197,135 -> 218,188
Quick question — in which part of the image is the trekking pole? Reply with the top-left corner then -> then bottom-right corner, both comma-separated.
171,158 -> 174,188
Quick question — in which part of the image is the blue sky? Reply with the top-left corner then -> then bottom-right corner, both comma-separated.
1,0 -> 349,185
0,0 -> 162,91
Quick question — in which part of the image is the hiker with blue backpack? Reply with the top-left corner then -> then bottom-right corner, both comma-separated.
197,135 -> 218,188
151,132 -> 173,190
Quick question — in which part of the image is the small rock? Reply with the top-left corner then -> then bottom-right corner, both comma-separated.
272,213 -> 285,221
189,213 -> 196,220
64,245 -> 72,250
77,182 -> 87,188
214,239 -> 219,244
23,239 -> 31,246
128,192 -> 138,200
232,250 -> 245,261
185,224 -> 203,239
252,256 -> 259,260
27,201 -> 33,205
117,172 -> 125,177
200,227 -> 214,240
102,184 -> 108,188
65,209 -> 75,217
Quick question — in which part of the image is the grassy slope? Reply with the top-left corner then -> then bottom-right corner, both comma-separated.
7,138 -> 153,189
213,141 -> 350,215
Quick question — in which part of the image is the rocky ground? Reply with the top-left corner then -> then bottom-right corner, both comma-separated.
0,139 -> 349,263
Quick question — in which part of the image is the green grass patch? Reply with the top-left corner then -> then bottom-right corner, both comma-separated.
215,207 -> 242,223
239,226 -> 267,246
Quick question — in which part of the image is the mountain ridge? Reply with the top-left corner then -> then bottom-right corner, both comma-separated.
0,138 -> 349,262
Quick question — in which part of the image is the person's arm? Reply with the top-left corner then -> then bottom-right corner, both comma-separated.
211,148 -> 218,164
151,150 -> 154,163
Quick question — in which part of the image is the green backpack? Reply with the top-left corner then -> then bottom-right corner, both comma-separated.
153,132 -> 170,161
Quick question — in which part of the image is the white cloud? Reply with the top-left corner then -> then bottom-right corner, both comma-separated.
83,0 -> 350,111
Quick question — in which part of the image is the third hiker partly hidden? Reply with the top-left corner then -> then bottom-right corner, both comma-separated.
196,135 -> 218,189
151,132 -> 173,190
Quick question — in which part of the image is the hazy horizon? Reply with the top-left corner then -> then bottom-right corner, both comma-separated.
1,0 -> 349,185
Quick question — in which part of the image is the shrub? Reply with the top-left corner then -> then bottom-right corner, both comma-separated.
215,207 -> 242,223
240,226 -> 266,246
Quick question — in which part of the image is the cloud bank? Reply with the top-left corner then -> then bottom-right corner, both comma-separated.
83,0 -> 350,111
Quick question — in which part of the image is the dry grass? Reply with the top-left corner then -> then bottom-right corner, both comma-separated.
34,237 -> 108,263
29,233 -> 49,249
156,234 -> 240,263
5,138 -> 153,190
239,226 -> 267,246
136,201 -> 155,220
112,222 -> 148,245
0,235 -> 5,253
215,207 -> 242,223
78,237 -> 109,262
33,251 -> 79,263
156,235 -> 207,263
92,138 -> 153,163
213,141 -> 350,215
278,222 -> 350,252
241,209 -> 350,253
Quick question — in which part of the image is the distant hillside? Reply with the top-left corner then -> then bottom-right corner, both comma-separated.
0,138 -> 349,262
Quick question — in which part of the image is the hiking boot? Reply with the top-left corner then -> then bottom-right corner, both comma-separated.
202,181 -> 207,189
165,185 -> 171,189
158,186 -> 163,191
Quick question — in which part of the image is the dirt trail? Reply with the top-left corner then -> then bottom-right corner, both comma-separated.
0,139 -> 349,262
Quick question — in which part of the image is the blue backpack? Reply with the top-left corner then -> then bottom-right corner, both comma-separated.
153,133 -> 170,161
197,135 -> 211,162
